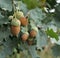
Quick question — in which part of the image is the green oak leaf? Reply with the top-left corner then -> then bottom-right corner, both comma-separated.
46,28 -> 59,41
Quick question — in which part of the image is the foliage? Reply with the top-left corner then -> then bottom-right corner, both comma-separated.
46,0 -> 57,9
0,0 -> 60,58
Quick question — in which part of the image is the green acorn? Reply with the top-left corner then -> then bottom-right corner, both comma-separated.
8,16 -> 13,20
14,11 -> 24,19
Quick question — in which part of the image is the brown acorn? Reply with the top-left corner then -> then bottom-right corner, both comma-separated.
21,32 -> 29,41
30,26 -> 38,38
10,26 -> 20,36
27,38 -> 33,45
10,18 -> 21,36
20,17 -> 28,26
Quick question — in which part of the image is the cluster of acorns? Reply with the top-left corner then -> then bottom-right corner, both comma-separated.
9,10 -> 38,45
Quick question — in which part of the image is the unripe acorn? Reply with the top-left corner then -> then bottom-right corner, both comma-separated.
20,17 -> 28,26
21,32 -> 29,41
30,26 -> 38,38
15,11 -> 24,19
10,18 -> 21,36
9,16 -> 13,20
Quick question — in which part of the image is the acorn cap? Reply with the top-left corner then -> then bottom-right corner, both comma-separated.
22,32 -> 29,36
32,26 -> 38,32
11,18 -> 21,26
24,32 -> 29,35
15,11 -> 24,19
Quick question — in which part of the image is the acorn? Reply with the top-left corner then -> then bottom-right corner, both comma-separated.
20,17 -> 28,26
8,15 -> 13,22
30,26 -> 38,38
15,11 -> 24,19
27,38 -> 33,45
14,11 -> 28,26
10,18 -> 21,36
9,16 -> 13,20
21,32 -> 29,41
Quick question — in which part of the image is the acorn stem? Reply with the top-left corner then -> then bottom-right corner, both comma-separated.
18,1 -> 21,10
12,0 -> 17,19
12,0 -> 15,14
